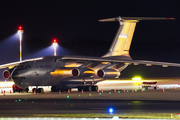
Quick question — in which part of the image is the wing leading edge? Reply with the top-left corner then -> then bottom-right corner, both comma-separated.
0,57 -> 43,69
62,56 -> 180,67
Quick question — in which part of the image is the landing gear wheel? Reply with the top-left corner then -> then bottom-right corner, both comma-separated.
37,88 -> 44,93
32,88 -> 37,93
78,86 -> 83,92
92,85 -> 98,91
84,86 -> 92,91
51,86 -> 58,92
25,88 -> 29,93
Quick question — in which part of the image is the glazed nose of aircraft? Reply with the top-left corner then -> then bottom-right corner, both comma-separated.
11,69 -> 23,86
11,68 -> 30,88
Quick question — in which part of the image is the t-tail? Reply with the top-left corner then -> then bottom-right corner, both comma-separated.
100,16 -> 174,59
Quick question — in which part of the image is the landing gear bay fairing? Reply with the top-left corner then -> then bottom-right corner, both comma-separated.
1,16 -> 179,92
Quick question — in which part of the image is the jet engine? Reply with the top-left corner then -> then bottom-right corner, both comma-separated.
72,68 -> 95,77
2,68 -> 15,79
3,70 -> 11,79
97,69 -> 120,78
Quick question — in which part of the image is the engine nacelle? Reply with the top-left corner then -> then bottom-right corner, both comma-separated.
3,70 -> 11,79
2,68 -> 15,79
97,69 -> 120,78
72,68 -> 95,78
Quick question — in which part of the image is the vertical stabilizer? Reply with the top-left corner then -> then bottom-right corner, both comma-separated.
100,16 -> 170,58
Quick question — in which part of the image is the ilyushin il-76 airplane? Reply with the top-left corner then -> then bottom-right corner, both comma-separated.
1,16 -> 180,93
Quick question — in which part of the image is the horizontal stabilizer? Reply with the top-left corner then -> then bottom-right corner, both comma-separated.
99,16 -> 175,22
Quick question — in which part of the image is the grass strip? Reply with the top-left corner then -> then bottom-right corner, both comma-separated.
31,113 -> 180,119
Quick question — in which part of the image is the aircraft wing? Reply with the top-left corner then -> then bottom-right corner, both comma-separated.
0,61 -> 23,69
62,56 -> 180,67
0,57 -> 43,69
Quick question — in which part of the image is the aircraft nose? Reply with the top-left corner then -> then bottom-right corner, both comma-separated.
11,70 -> 23,86
11,69 -> 29,88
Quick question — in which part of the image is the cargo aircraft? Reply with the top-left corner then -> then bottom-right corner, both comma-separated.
1,16 -> 180,93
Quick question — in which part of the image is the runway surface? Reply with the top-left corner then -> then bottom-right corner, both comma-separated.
1,89 -> 180,116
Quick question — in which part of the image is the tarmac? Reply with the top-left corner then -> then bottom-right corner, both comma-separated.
0,88 -> 180,101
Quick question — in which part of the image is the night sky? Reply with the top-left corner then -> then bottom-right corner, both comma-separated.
0,0 -> 180,78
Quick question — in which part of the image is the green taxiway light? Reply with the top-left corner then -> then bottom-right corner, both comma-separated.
67,96 -> 69,98
15,100 -> 17,102
79,95 -> 80,97
89,94 -> 91,96
118,91 -> 120,93
25,98 -> 27,100
19,99 -> 21,102
127,90 -> 129,92
109,92 -> 111,94
32,101 -> 34,103
99,93 -> 101,95
135,90 -> 137,92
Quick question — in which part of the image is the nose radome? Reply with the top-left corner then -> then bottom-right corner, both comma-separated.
11,70 -> 22,87
11,69 -> 30,88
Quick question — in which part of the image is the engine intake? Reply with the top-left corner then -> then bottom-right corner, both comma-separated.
3,70 -> 11,79
97,69 -> 120,78
72,68 -> 95,77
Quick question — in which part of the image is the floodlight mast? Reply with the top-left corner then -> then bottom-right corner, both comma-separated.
18,26 -> 23,61
52,39 -> 58,56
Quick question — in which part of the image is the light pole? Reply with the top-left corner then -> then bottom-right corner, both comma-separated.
18,26 -> 23,61
52,39 -> 58,56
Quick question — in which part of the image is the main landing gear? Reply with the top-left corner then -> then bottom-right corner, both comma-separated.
32,87 -> 44,93
51,86 -> 71,92
51,85 -> 98,92
78,85 -> 98,92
